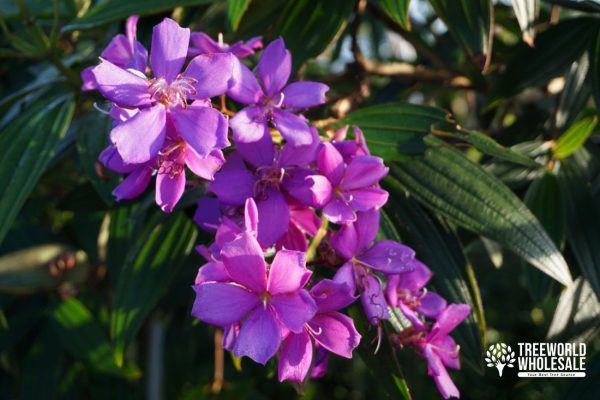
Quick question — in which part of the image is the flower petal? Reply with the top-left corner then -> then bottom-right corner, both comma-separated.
272,108 -> 313,146
271,291 -> 317,333
193,197 -> 221,232
91,59 -> 151,107
424,345 -> 460,399
310,279 -> 357,313
257,38 -> 291,96
418,292 -> 448,318
323,198 -> 356,223
150,18 -> 190,82
333,262 -> 357,293
267,249 -> 311,295
189,32 -> 222,55
192,282 -> 258,326
234,306 -> 281,364
357,240 -> 415,273
430,304 -> 471,340
278,330 -> 312,382
230,106 -> 269,144
348,187 -> 389,211
282,81 -> 329,108
279,126 -> 320,167
99,146 -> 137,174
316,142 -> 345,186
195,261 -> 229,284
171,105 -> 229,158
236,127 -> 274,167
113,167 -> 152,201
110,105 -> 166,164
209,154 -> 256,206
185,149 -> 225,180
155,170 -> 186,213
331,222 -> 359,259
309,312 -> 361,358
284,171 -> 332,208
361,275 -> 389,325
185,52 -> 235,98
221,232 -> 268,292
340,156 -> 388,190
354,209 -> 380,252
256,188 -> 290,247
228,58 -> 263,104
395,259 -> 432,292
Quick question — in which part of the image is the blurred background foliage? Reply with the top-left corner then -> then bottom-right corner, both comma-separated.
1,0 -> 600,399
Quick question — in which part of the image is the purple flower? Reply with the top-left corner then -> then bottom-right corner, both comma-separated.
228,38 -> 329,146
192,232 -> 317,364
396,304 -> 471,399
278,279 -> 360,382
332,125 -> 370,163
276,201 -> 322,252
385,260 -> 447,330
91,18 -> 234,165
332,209 -> 415,325
189,32 -> 263,58
209,128 -> 328,246
100,111 -> 225,212
81,15 -> 147,90
317,142 -> 389,223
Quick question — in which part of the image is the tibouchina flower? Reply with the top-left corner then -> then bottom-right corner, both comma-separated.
81,15 -> 147,90
209,128 -> 328,246
317,142 -> 389,223
278,279 -> 360,382
192,232 -> 317,364
189,32 -> 263,58
228,38 -> 329,146
385,260 -> 447,330
91,18 -> 233,165
396,304 -> 471,399
332,209 -> 415,325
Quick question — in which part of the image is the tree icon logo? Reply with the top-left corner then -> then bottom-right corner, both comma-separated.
485,343 -> 516,377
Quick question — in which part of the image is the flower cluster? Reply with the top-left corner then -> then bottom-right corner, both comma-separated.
85,16 -> 470,398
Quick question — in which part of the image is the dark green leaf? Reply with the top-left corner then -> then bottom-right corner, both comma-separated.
50,297 -> 140,378
227,0 -> 251,31
556,54 -> 591,131
75,113 -> 119,206
62,0 -> 213,31
0,95 -> 75,246
429,0 -> 491,65
558,160 -> 600,298
111,212 -> 197,366
337,103 -> 454,161
106,204 -> 146,286
273,0 -> 354,71
493,17 -> 598,103
377,0 -> 411,30
348,306 -> 412,400
511,0 -> 539,45
545,0 -> 600,13
523,173 -> 564,300
382,180 -> 485,372
589,29 -> 600,113
391,136 -> 572,286
21,327 -> 63,400
562,351 -> 600,400
554,113 -> 598,159
0,297 -> 46,352
452,130 -> 540,167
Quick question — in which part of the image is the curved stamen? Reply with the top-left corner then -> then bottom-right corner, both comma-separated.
276,92 -> 285,108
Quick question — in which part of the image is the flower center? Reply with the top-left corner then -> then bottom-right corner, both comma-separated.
148,74 -> 197,108
254,166 -> 285,200
259,291 -> 271,307
156,139 -> 186,178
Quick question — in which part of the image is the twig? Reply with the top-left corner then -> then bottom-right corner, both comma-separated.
211,329 -> 225,394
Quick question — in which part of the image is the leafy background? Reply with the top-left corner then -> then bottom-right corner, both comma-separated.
1,0 -> 600,399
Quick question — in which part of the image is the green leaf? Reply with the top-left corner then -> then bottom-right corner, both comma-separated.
429,0 -> 491,66
227,0 -> 251,31
562,351 -> 600,400
106,204 -> 146,286
589,29 -> 600,113
337,103 -> 454,161
390,136 -> 572,286
554,114 -> 598,159
111,212 -> 197,367
50,297 -> 139,378
348,306 -> 412,400
21,327 -> 63,400
0,297 -> 46,352
75,113 -> 119,206
557,160 -> 600,298
523,173 -> 564,300
452,130 -> 540,167
273,0 -> 354,71
382,180 -> 485,372
377,0 -> 411,30
556,54 -> 591,131
0,95 -> 74,246
62,0 -> 213,31
511,0 -> 539,45
546,0 -> 600,13
492,17 -> 597,102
